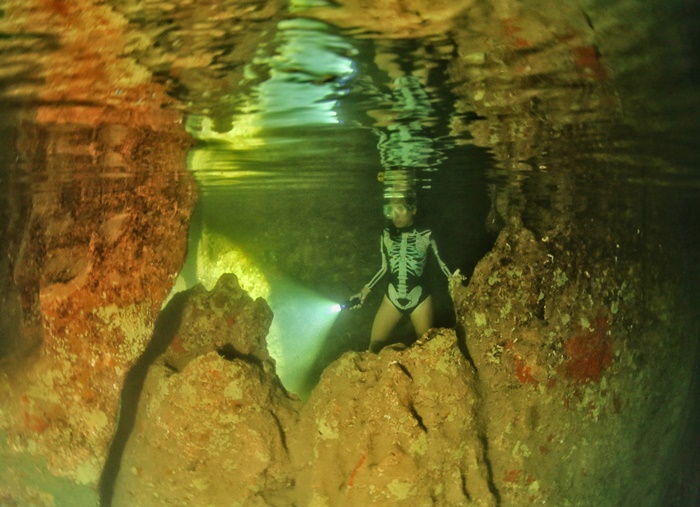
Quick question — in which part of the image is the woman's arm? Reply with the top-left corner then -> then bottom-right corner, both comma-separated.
352,233 -> 387,304
429,236 -> 452,279
430,234 -> 467,291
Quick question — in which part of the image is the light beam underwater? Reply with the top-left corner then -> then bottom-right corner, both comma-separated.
166,222 -> 346,397
265,275 -> 345,397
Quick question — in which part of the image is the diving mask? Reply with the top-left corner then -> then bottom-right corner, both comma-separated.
383,203 -> 414,219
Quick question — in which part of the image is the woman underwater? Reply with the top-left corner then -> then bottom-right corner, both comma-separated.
351,196 -> 464,352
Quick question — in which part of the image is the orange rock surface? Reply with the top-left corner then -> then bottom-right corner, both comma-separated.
0,0 -> 197,498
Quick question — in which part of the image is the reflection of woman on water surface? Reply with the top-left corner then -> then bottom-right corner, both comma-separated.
351,196 -> 464,352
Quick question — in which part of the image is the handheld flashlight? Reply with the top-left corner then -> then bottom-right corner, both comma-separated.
340,296 -> 362,311
340,299 -> 356,310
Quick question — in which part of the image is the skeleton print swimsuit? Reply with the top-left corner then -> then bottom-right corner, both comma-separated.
365,225 -> 452,314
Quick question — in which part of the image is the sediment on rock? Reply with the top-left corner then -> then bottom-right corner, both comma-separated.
110,274 -> 499,507
291,328 -> 497,507
104,212 -> 694,507
451,221 -> 693,506
112,274 -> 300,507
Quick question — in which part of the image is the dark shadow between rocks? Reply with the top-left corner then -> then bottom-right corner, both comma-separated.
477,431 -> 501,504
454,322 -> 477,371
217,342 -> 264,368
98,290 -> 192,507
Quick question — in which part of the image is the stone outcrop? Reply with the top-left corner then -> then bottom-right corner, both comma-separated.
452,222 -> 693,506
113,275 -> 300,507
291,330 -> 494,507
108,237 -> 692,506
110,275 -> 498,506
0,0 -> 197,503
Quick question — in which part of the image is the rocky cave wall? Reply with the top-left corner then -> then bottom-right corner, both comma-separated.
0,0 -> 200,503
0,0 -> 287,503
442,2 -> 696,504
1,0 -> 697,506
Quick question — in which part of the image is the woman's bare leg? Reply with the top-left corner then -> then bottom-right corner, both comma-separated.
410,296 -> 434,338
369,296 -> 403,352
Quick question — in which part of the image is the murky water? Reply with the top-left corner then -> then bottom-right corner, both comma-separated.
1,0 -> 700,505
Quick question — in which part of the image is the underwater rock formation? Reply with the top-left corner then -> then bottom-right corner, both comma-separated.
451,222 -> 692,506
291,329 -> 495,506
0,0 -> 197,503
113,274 -> 300,507
300,0 -> 697,501
110,242 -> 691,506
112,275 -> 497,506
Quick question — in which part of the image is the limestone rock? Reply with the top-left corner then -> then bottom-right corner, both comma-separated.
291,329 -> 496,507
113,274 -> 300,507
113,278 -> 498,506
451,223 -> 692,506
161,274 -> 275,372
113,352 -> 299,507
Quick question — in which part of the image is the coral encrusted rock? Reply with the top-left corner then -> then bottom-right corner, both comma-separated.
113,275 -> 498,507
290,328 -> 496,507
113,274 -> 301,507
451,222 -> 693,506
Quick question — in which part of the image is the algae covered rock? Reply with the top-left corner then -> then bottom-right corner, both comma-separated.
161,274 -> 275,371
290,328 -> 496,507
112,274 -> 300,507
112,281 -> 501,507
451,223 -> 693,506
113,352 -> 299,507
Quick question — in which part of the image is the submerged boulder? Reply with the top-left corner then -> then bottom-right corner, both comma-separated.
113,351 -> 299,507
451,222 -> 693,506
290,329 -> 496,507
112,274 -> 300,507
160,274 -> 275,371
85,243 -> 697,507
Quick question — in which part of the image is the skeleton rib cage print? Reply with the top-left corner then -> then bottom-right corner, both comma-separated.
366,226 -> 452,312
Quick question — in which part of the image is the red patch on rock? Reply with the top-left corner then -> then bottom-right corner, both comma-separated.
563,316 -> 613,383
24,412 -> 49,433
514,355 -> 537,385
502,19 -> 530,49
47,0 -> 71,17
169,335 -> 186,353
503,469 -> 523,483
348,453 -> 366,488
572,45 -> 608,82
502,18 -> 521,36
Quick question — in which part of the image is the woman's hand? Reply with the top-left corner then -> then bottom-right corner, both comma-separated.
348,286 -> 371,309
448,269 -> 467,292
